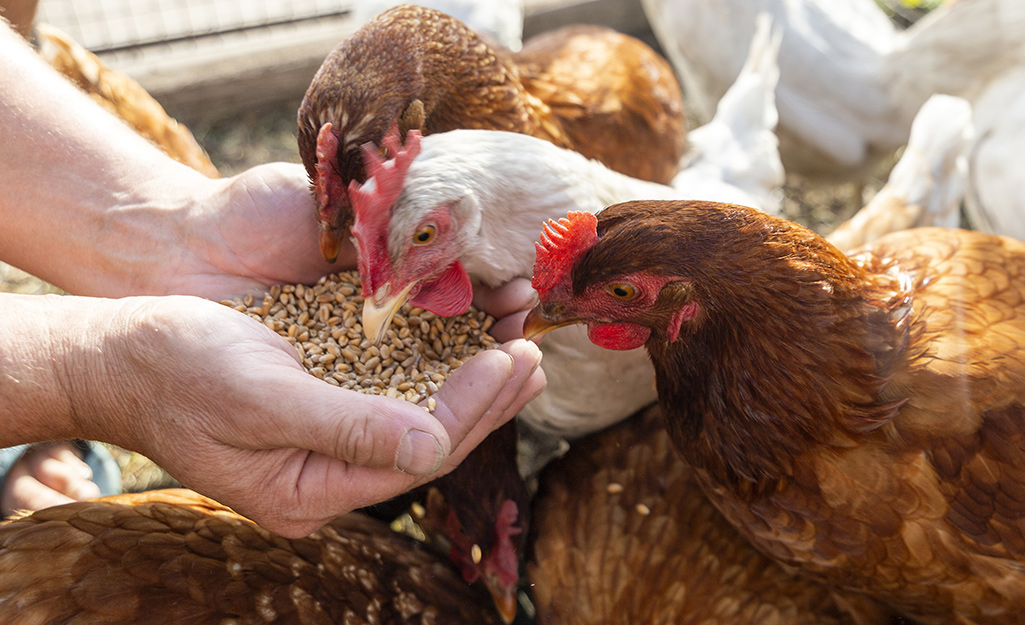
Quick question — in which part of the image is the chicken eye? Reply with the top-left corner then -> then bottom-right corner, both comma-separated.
607,283 -> 637,300
413,225 -> 437,245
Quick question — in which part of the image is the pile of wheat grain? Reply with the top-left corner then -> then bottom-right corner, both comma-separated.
222,271 -> 497,408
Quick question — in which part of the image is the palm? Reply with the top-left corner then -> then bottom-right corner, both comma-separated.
167,163 -> 348,299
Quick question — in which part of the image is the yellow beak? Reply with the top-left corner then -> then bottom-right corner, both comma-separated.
362,281 -> 417,345
487,583 -> 518,624
522,306 -> 579,342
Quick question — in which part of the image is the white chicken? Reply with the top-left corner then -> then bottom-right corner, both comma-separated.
642,0 -> 1025,180
826,93 -> 971,253
963,66 -> 1025,243
672,13 -> 784,212
348,20 -> 782,441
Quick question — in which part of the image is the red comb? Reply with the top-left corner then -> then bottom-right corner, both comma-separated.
532,212 -> 599,293
349,124 -> 423,296
349,123 -> 423,232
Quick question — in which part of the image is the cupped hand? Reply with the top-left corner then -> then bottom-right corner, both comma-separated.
68,295 -> 544,537
165,163 -> 348,299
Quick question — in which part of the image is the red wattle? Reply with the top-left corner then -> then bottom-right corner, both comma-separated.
587,322 -> 651,350
410,261 -> 473,317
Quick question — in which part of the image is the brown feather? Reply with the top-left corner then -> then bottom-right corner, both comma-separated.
529,404 -> 875,625
297,4 -> 685,235
534,200 -> 1025,624
0,489 -> 501,624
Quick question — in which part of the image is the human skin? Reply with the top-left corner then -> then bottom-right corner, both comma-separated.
0,20 -> 546,536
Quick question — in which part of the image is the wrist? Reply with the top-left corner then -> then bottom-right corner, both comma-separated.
0,294 -> 96,444
0,293 -> 166,453
80,170 -> 221,297
45,294 -> 183,455
0,25 -> 222,298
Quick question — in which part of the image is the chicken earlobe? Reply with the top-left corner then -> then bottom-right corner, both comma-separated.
398,99 -> 426,141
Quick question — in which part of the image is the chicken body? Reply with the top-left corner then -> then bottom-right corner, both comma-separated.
348,23 -> 782,440
529,403 -> 865,625
825,93 -> 970,253
963,66 -> 1025,243
525,201 -> 1025,624
642,0 -> 1025,180
297,4 -> 685,260
33,22 -> 218,178
414,420 -> 528,623
0,489 -> 501,624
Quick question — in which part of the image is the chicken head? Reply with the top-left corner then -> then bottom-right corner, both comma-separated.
350,126 -> 474,344
524,211 -> 698,349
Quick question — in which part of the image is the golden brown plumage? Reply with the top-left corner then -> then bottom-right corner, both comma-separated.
528,403 -> 865,625
525,201 -> 1025,624
33,22 -> 219,178
406,420 -> 528,624
0,489 -> 501,624
296,4 -> 685,261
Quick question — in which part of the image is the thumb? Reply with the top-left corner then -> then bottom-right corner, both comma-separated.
251,340 -> 540,477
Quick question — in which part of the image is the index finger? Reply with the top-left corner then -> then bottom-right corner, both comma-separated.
472,279 -> 538,319
428,339 -> 544,466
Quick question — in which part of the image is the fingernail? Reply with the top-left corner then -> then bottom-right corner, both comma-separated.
531,342 -> 543,367
395,429 -> 444,476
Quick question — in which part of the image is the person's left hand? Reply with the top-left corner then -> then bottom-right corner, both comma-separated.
164,163 -> 344,299
0,443 -> 101,516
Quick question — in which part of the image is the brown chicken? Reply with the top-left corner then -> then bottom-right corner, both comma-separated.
524,201 -> 1025,625
33,22 -> 219,178
528,402 -> 865,625
409,420 -> 529,624
296,4 -> 685,261
0,489 -> 502,624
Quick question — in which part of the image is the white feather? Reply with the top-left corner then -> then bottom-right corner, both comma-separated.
825,94 -> 971,253
642,0 -> 1025,180
963,66 -> 1025,242
672,13 -> 785,214
380,30 -> 783,439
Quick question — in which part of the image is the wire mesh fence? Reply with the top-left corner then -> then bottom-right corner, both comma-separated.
37,0 -> 351,53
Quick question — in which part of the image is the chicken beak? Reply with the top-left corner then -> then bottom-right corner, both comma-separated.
486,582 -> 518,624
362,281 -> 417,345
522,306 -> 578,342
319,223 -> 342,263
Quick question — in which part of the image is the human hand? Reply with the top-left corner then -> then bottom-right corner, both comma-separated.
0,442 -> 101,516
473,278 -> 537,341
163,163 -> 346,300
60,295 -> 544,537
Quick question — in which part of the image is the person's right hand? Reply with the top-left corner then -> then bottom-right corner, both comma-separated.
58,294 -> 545,537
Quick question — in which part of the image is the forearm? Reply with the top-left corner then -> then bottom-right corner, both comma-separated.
0,22 -> 215,297
0,293 -> 112,445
